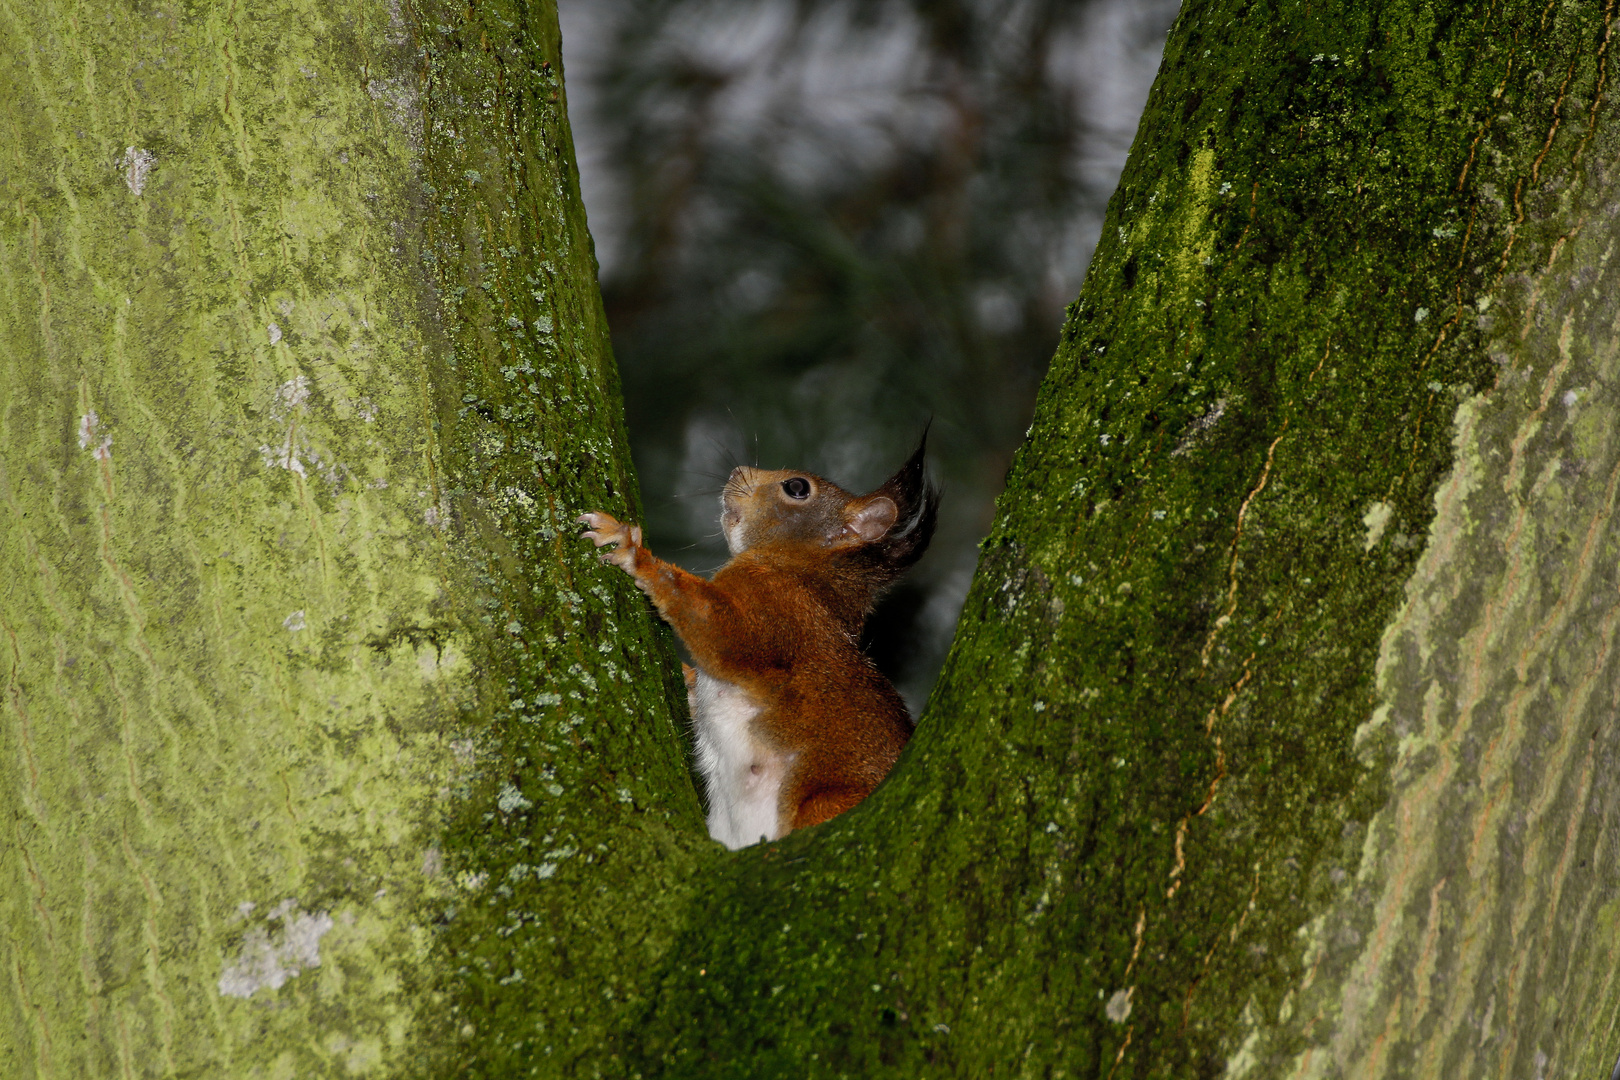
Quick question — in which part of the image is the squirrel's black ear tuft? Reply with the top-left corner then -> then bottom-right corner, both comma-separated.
869,425 -> 939,573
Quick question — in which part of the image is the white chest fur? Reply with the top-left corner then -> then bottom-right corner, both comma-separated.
690,670 -> 787,849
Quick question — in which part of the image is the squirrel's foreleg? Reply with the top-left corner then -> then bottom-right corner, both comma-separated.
578,512 -> 747,674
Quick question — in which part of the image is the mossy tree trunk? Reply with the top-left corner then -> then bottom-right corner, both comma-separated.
611,1 -> 1620,1077
5,1 -> 1620,1079
1,0 -> 701,1076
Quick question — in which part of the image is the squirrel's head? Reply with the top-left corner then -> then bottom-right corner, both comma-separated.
719,434 -> 939,581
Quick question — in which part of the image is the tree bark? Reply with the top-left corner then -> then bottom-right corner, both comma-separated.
609,2 -> 1620,1077
1,1 -> 701,1076
6,1 -> 1620,1078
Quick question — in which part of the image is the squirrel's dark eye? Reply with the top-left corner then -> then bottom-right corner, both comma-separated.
781,477 -> 811,500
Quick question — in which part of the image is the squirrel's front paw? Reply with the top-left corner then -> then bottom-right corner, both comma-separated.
578,511 -> 642,572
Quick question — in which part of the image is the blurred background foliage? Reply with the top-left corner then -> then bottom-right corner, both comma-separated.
558,0 -> 1180,707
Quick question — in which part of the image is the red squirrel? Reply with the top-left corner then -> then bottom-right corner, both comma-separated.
579,439 -> 938,849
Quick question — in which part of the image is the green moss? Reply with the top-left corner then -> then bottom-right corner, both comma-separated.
598,2 -> 1620,1077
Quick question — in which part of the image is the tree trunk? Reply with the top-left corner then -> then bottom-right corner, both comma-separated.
1,1 -> 702,1076
607,2 -> 1620,1077
6,1 -> 1620,1079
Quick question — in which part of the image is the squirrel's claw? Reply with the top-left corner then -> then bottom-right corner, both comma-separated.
579,511 -> 641,572
578,511 -> 622,546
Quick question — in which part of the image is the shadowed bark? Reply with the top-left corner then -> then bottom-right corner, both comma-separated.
4,1 -> 1620,1078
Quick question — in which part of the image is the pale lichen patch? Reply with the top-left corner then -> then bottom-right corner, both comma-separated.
1172,398 -> 1227,456
259,432 -> 307,476
218,901 -> 335,999
77,411 -> 113,460
123,146 -> 155,195
260,376 -> 317,476
1362,501 -> 1393,551
270,375 -> 312,421
496,783 -> 533,813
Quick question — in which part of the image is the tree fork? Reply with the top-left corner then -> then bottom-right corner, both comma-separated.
6,0 -> 1620,1078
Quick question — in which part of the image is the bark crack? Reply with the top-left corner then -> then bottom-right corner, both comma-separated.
1201,429 -> 1286,667
1166,656 -> 1255,901
1573,0 -> 1616,165
1530,58 -> 1578,184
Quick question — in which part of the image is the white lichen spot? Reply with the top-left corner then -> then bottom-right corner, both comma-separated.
259,434 -> 307,477
1562,389 -> 1579,408
77,411 -> 113,461
423,505 -> 442,527
123,146 -> 155,195
218,900 -> 335,999
268,323 -> 283,346
270,375 -> 311,420
1105,987 -> 1134,1023
283,610 -> 306,632
1173,397 -> 1228,456
422,847 -> 443,877
455,870 -> 488,892
1414,306 -> 1430,323
258,376 -> 316,476
1363,501 -> 1394,552
497,783 -> 533,813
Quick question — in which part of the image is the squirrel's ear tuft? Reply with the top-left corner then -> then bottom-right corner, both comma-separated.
840,496 -> 898,544
867,426 -> 939,572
